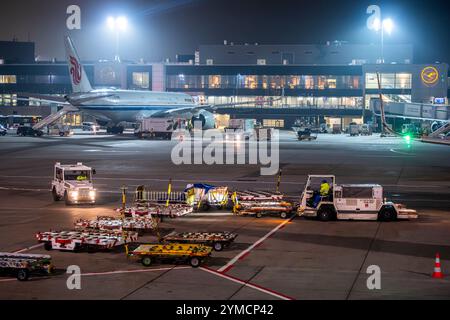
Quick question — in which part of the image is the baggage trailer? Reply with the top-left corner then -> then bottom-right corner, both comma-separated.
120,203 -> 193,218
162,231 -> 238,251
36,230 -> 138,252
234,200 -> 294,219
0,252 -> 53,281
128,243 -> 212,268
297,175 -> 418,221
74,216 -> 158,233
232,190 -> 294,218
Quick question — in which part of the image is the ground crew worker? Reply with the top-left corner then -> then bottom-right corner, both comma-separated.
77,172 -> 88,181
312,179 -> 330,207
320,180 -> 330,197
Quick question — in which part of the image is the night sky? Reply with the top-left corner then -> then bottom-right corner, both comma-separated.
0,0 -> 449,64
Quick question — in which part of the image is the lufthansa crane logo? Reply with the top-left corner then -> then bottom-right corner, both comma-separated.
69,55 -> 82,85
421,66 -> 439,86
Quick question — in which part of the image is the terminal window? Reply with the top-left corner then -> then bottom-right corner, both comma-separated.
263,119 -> 284,128
0,75 -> 17,84
365,73 -> 411,89
132,72 -> 150,89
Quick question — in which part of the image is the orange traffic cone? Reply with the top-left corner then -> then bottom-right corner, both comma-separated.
432,253 -> 444,279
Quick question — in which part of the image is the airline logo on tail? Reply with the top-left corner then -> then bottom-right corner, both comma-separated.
69,55 -> 82,85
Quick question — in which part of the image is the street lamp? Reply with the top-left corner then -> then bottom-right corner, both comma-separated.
107,16 -> 128,62
373,18 -> 394,63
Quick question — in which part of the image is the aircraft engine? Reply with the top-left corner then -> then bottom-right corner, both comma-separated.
191,110 -> 216,129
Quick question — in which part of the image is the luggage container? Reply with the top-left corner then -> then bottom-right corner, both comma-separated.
0,252 -> 53,281
162,231 -> 237,251
36,230 -> 138,252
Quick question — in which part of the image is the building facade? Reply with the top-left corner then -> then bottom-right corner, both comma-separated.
1,42 -> 449,129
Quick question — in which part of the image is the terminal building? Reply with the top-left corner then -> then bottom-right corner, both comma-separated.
0,40 -> 449,129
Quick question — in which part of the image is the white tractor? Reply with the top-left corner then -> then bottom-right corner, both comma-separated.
51,162 -> 97,205
297,175 -> 418,221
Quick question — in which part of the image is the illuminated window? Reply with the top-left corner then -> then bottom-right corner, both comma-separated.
395,73 -> 412,89
327,78 -> 337,89
244,76 -> 257,89
209,75 -> 221,88
0,94 -> 17,106
304,76 -> 314,89
365,73 -> 411,89
0,75 -> 17,84
132,72 -> 149,89
263,119 -> 284,128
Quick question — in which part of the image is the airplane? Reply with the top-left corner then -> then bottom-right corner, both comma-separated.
24,36 -> 281,134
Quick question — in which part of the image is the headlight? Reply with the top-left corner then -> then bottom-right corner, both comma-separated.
70,191 -> 79,199
89,190 -> 96,198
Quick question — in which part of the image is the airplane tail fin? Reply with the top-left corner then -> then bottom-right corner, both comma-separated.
64,36 -> 93,93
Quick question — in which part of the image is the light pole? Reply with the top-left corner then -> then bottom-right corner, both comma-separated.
374,18 -> 394,63
107,16 -> 128,62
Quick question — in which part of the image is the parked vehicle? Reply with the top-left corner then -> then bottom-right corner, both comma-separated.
349,122 -> 360,136
16,125 -> 43,137
135,118 -> 187,139
82,122 -> 100,132
360,124 -> 373,136
224,118 -> 255,140
0,124 -> 7,136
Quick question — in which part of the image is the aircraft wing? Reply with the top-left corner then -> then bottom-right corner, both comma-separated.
151,96 -> 284,118
18,92 -> 115,106
17,93 -> 70,105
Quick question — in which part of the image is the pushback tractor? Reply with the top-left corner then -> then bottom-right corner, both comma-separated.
297,175 -> 418,221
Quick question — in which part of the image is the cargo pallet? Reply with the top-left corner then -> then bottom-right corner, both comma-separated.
119,202 -> 193,218
162,231 -> 237,251
232,190 -> 294,218
0,252 -> 53,281
128,243 -> 212,268
36,230 -> 138,252
75,216 -> 157,233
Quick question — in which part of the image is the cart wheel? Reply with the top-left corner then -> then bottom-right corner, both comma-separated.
87,245 -> 96,253
52,188 -> 61,201
44,242 -> 52,251
64,192 -> 71,206
189,257 -> 201,268
141,256 -> 152,267
280,211 -> 288,219
256,212 -> 263,218
201,203 -> 210,211
17,269 -> 30,281
213,242 -> 223,251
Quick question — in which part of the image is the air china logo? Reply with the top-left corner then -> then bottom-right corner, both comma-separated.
421,66 -> 439,87
69,55 -> 82,85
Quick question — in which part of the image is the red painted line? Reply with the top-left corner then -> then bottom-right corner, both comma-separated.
201,266 -> 295,300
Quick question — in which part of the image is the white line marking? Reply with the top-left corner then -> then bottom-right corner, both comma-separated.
13,243 -> 44,253
200,267 -> 294,300
81,266 -> 190,277
389,148 -> 415,156
217,216 -> 293,273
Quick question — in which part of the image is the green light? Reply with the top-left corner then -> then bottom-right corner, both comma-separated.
404,135 -> 412,145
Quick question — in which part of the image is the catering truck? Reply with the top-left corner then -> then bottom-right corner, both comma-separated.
224,118 -> 255,140
135,117 -> 187,140
297,175 -> 418,221
51,162 -> 96,205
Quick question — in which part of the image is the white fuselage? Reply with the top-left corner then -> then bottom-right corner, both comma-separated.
75,89 -> 197,124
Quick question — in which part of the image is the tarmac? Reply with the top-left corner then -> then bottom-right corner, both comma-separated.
0,131 -> 449,299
